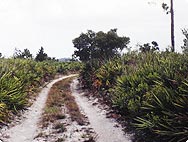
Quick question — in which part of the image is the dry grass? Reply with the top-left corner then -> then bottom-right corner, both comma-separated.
38,76 -> 96,142
42,86 -> 65,127
54,122 -> 66,133
41,76 -> 85,127
65,92 -> 85,125
56,77 -> 85,125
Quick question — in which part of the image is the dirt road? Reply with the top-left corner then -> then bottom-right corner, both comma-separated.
71,79 -> 131,142
0,75 -> 77,142
0,76 -> 131,142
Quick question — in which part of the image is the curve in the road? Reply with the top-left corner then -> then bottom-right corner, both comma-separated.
1,74 -> 77,142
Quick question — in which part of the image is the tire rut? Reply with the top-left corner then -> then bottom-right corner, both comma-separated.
71,79 -> 132,142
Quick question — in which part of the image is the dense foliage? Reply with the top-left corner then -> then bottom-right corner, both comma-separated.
79,51 -> 188,142
72,29 -> 130,62
0,59 -> 82,124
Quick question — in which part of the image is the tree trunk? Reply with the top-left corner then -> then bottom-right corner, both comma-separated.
171,0 -> 175,52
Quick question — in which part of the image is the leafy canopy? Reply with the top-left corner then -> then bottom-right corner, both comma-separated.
72,29 -> 130,62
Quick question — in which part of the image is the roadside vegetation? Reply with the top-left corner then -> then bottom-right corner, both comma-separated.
0,58 -> 82,125
74,29 -> 188,142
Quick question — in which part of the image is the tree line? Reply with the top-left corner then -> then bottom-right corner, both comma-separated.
0,47 -> 57,62
72,28 -> 188,62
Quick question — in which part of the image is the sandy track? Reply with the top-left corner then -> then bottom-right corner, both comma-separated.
0,76 -> 132,142
0,74 -> 77,142
71,79 -> 132,142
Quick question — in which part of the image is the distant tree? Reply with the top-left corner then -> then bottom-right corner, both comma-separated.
162,0 -> 175,52
51,57 -> 58,61
73,29 -> 130,62
35,47 -> 48,62
139,41 -> 159,53
181,29 -> 188,54
22,49 -> 32,59
13,48 -> 22,58
13,48 -> 32,59
0,52 -> 2,58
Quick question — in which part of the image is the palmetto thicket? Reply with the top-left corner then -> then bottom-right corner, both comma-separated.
80,51 -> 188,142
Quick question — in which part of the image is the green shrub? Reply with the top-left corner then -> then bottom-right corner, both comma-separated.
0,59 -> 81,123
80,51 -> 188,141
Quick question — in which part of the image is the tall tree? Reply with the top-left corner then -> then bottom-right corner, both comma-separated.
171,0 -> 175,52
162,0 -> 175,52
35,47 -> 48,62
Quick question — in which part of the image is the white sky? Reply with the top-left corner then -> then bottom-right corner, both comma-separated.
0,0 -> 188,58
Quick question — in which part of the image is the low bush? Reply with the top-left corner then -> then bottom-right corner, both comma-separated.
80,51 -> 188,142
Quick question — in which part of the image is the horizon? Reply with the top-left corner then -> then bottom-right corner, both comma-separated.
0,0 -> 188,58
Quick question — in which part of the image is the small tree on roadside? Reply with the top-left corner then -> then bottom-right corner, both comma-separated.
35,47 -> 48,62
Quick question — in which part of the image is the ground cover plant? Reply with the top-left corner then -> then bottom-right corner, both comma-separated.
79,51 -> 188,142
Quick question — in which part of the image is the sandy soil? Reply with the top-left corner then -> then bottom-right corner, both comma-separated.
0,76 -> 132,142
0,75 -> 77,142
71,79 -> 132,142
